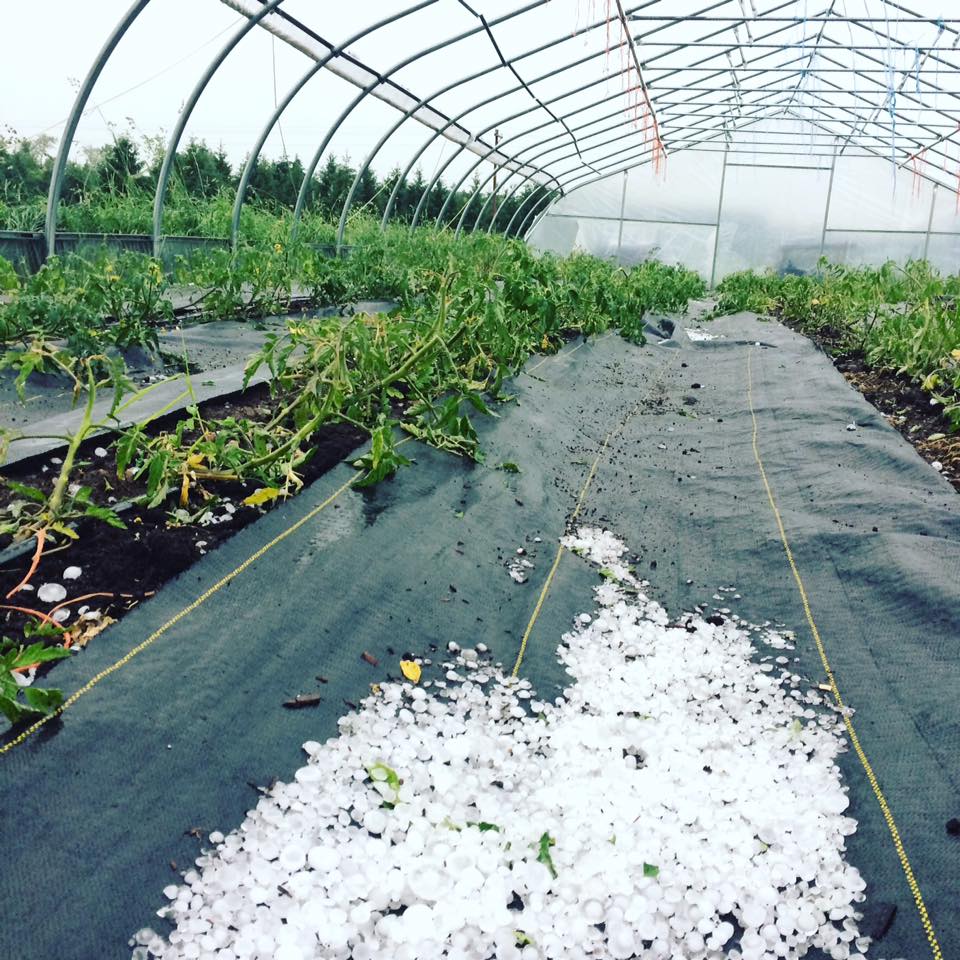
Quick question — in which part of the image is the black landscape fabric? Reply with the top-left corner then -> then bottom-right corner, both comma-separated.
0,312 -> 957,959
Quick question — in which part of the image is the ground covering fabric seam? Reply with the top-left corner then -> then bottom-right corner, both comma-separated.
511,351 -> 676,678
0,336 -> 603,758
747,346 -> 944,960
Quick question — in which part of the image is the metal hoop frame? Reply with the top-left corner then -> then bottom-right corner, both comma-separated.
43,0 -> 960,256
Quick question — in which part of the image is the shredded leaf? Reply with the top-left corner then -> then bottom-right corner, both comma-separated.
536,832 -> 558,879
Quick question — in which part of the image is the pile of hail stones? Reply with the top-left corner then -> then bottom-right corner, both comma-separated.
134,527 -> 871,960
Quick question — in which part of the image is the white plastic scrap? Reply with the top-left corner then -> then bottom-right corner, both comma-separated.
137,526 -> 867,960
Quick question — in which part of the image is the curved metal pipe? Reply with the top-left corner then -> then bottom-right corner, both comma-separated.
153,0 -> 286,256
411,2 -> 662,231
376,0 -> 659,229
474,42 -> 816,236
517,189 -> 559,240
477,80 -> 798,234
418,67 -> 620,232
472,107 -> 658,234
419,0 -> 798,232
504,184 -> 552,237
457,125 -> 650,237
520,113 -> 752,243
337,11 -> 573,251
45,0 -> 151,258
230,1 -> 438,248
290,0 -> 546,238
412,0 -> 699,231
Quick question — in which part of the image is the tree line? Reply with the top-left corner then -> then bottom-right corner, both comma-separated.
0,134 -> 542,234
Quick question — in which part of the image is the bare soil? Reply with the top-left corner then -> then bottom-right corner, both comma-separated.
781,320 -> 959,493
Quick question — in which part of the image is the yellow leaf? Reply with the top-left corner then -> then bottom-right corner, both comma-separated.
400,660 -> 421,683
243,487 -> 281,507
951,349 -> 960,361
179,471 -> 190,507
186,453 -> 206,469
49,523 -> 79,541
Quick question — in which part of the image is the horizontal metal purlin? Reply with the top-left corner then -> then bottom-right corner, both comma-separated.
644,65 -> 949,72
628,15 -> 960,23
825,228 -> 960,236
676,146 -> 870,157
727,162 -> 833,170
543,213 -> 718,227
635,42 -> 951,49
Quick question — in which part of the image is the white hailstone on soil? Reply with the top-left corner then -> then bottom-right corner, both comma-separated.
37,583 -> 67,604
63,565 -> 82,580
94,446 -> 109,458
137,525 -> 867,960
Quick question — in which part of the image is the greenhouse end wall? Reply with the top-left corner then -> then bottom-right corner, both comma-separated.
528,149 -> 960,284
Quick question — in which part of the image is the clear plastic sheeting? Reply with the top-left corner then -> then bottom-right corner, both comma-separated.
530,135 -> 960,281
32,0 -> 960,261
714,163 -> 831,278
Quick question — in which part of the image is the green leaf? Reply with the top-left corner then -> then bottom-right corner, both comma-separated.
0,693 -> 28,725
22,685 -> 64,714
10,642 -> 72,669
643,862 -> 660,878
536,832 -> 558,879
83,504 -> 127,529
115,427 -> 142,477
366,762 -> 401,796
497,461 -> 521,474
467,821 -> 501,833
4,480 -> 46,503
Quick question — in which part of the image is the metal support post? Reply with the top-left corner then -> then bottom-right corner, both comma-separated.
709,147 -> 729,289
616,170 -> 629,262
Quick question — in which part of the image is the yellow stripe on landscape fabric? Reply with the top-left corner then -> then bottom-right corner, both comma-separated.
512,351 -> 675,676
747,347 -> 943,960
0,470 -> 361,756
2,337 -> 598,757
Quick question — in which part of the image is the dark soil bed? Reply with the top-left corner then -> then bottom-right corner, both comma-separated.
778,319 -> 960,494
0,385 -> 365,653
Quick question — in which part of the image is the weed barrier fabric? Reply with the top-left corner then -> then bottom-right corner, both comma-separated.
0,315 -> 957,959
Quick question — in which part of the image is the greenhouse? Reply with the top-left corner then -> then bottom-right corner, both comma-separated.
0,2 -> 958,960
